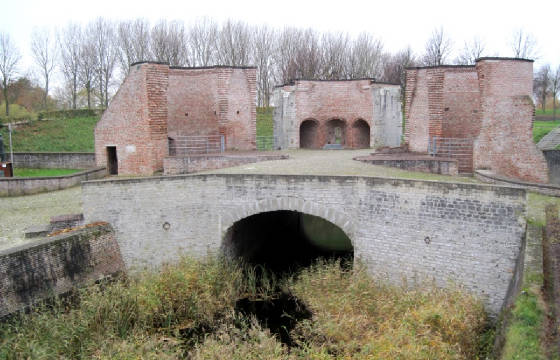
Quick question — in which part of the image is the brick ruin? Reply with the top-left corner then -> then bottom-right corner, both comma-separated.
273,79 -> 402,149
95,62 -> 257,175
405,57 -> 548,183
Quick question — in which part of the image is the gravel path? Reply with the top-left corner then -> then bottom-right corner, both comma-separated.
0,187 -> 83,251
203,149 -> 479,183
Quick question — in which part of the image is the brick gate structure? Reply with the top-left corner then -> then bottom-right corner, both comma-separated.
405,57 -> 548,182
95,62 -> 257,176
273,79 -> 402,149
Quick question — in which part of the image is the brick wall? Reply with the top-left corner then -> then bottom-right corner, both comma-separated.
273,80 -> 401,149
95,63 -> 256,176
163,153 -> 288,175
0,223 -> 124,317
474,59 -> 548,183
404,59 -> 548,182
83,173 -> 527,315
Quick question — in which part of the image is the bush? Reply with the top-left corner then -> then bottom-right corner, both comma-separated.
37,109 -> 101,120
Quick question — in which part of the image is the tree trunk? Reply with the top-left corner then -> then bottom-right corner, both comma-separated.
44,75 -> 49,109
72,74 -> 77,110
2,82 -> 8,116
86,81 -> 91,109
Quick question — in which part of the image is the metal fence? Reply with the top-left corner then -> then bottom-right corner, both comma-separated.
256,136 -> 274,151
169,135 -> 225,156
428,137 -> 474,173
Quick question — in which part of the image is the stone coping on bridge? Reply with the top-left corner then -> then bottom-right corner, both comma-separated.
83,171 -> 526,198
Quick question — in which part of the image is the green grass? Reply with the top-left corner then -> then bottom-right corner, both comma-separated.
0,257 -> 490,359
501,291 -> 547,360
0,103 -> 37,123
257,107 -> 273,137
533,120 -> 560,143
13,168 -> 82,177
0,116 -> 98,152
536,108 -> 559,116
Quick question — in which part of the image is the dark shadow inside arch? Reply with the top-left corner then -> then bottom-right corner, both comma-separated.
223,210 -> 353,273
299,119 -> 319,149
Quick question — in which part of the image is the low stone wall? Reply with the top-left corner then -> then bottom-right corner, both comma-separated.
354,154 -> 459,176
0,223 -> 124,318
0,167 -> 106,197
12,152 -> 96,169
543,150 -> 560,185
475,169 -> 560,197
164,153 -> 288,175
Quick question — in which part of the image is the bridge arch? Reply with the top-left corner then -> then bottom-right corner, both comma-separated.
220,198 -> 356,269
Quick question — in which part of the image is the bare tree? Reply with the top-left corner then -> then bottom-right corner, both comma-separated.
117,18 -> 151,73
422,27 -> 453,66
551,66 -> 560,121
455,37 -> 485,65
252,25 -> 276,106
320,32 -> 350,79
534,64 -> 551,112
31,27 -> 57,109
151,20 -> 189,66
348,32 -> 384,79
381,46 -> 416,95
217,20 -> 253,66
510,29 -> 538,59
79,28 -> 98,109
0,32 -> 21,116
89,18 -> 118,108
58,23 -> 82,109
188,17 -> 218,66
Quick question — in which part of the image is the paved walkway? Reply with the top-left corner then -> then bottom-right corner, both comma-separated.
204,149 -> 478,183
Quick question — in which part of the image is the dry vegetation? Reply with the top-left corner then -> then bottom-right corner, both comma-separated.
0,257 -> 491,359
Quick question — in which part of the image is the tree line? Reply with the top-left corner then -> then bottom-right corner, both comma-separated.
0,18 -> 553,116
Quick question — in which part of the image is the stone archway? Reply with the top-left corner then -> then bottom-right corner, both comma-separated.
222,210 -> 353,271
351,119 -> 370,148
325,119 -> 347,146
299,119 -> 319,148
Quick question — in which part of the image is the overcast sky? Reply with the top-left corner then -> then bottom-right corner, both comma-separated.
1,0 -> 559,85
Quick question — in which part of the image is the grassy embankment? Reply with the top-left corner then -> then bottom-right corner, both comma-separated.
0,257 -> 491,359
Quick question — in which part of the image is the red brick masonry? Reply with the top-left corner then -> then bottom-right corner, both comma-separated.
95,63 -> 257,176
405,58 -> 548,183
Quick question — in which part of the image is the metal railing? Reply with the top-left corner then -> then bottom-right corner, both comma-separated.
256,136 -> 274,151
428,137 -> 474,173
169,135 -> 225,156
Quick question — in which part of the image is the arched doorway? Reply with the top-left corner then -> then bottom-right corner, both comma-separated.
299,119 -> 319,149
223,210 -> 353,272
325,119 -> 347,146
352,119 -> 370,148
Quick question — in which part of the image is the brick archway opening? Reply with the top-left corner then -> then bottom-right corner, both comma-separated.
352,119 -> 370,148
223,210 -> 353,272
325,119 -> 347,146
299,119 -> 319,149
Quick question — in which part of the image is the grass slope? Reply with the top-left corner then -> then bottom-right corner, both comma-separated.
0,116 -> 99,152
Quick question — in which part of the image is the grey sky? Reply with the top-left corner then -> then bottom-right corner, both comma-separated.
1,0 -> 558,84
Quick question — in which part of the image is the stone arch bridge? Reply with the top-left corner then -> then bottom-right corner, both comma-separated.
82,173 -> 527,315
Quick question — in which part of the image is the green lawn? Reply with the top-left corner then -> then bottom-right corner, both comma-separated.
536,108 -> 559,116
13,168 -> 82,177
0,116 -> 99,152
533,120 -> 560,143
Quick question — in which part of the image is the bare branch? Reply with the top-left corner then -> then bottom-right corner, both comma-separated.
0,32 -> 21,116
422,27 -> 453,66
